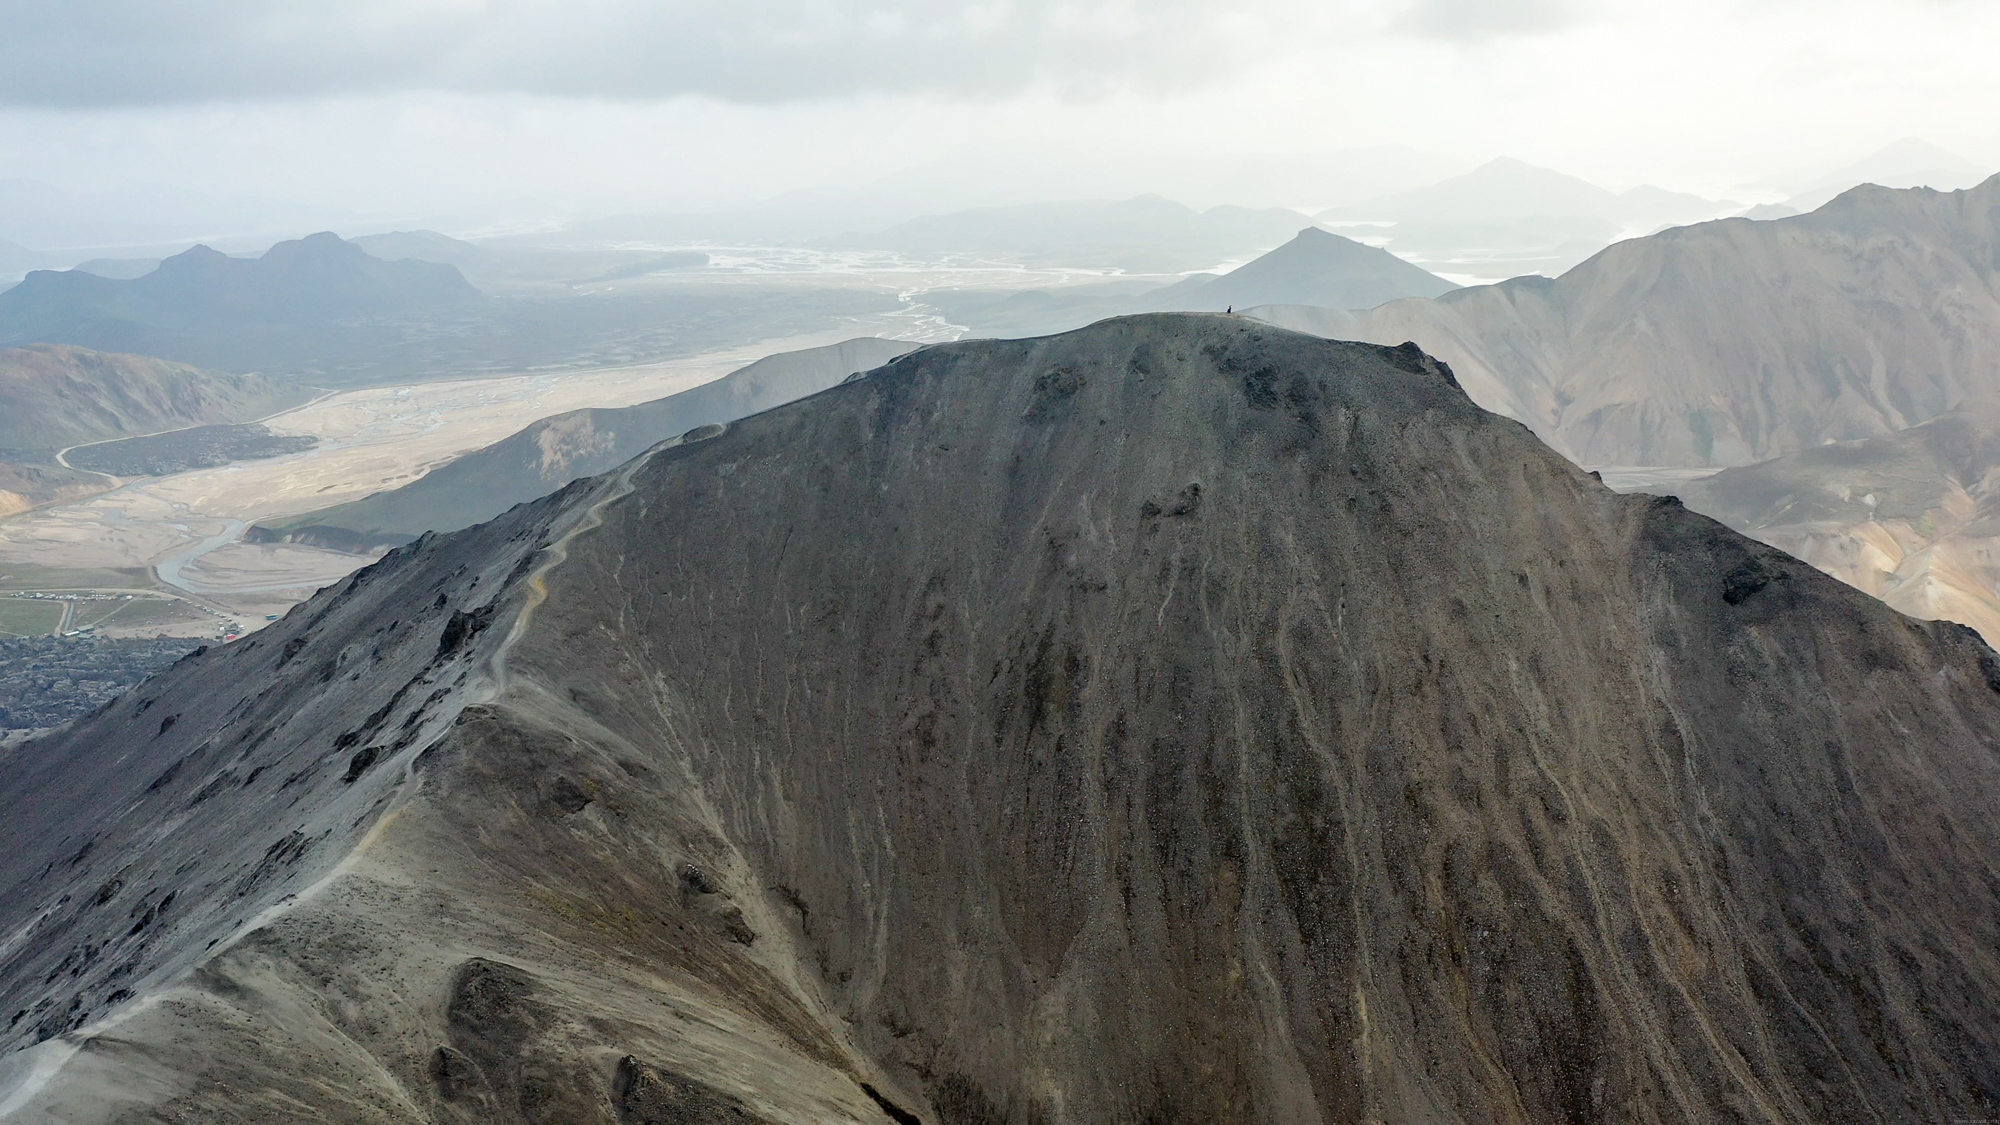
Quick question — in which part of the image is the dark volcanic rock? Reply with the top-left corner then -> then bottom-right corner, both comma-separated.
1,314 -> 1998,1123
64,423 -> 317,476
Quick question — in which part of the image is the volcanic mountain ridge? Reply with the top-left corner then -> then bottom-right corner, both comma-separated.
1,314 -> 1997,1124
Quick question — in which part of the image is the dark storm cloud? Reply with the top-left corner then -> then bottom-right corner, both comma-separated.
0,0 -> 1256,107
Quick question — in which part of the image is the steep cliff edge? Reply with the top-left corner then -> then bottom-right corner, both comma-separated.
2,314 -> 1998,1124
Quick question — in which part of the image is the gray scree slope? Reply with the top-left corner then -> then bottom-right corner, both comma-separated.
2,314 -> 1999,1123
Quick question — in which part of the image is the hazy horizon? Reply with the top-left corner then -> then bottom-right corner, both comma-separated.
0,0 -> 1997,248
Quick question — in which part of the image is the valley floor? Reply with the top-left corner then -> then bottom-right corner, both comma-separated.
0,314 -> 954,638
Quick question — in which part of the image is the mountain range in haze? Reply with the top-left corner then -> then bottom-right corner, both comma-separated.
923,226 -> 1457,340
1251,174 -> 2000,470
542,144 -> 1464,248
1319,157 -> 1741,280
1763,137 -> 1993,212
517,139 -> 1990,258
0,231 -> 902,384
3,316 -> 1997,1121
828,195 -> 1315,273
1324,157 -> 1734,228
0,232 -> 484,372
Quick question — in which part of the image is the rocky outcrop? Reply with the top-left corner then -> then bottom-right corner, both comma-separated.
2,315 -> 1998,1123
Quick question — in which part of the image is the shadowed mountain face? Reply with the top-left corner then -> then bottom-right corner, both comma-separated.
1676,397 -> 2000,645
3,315 -> 1999,1123
260,336 -> 919,551
0,233 -> 484,374
0,232 -> 897,386
1252,175 -> 2000,469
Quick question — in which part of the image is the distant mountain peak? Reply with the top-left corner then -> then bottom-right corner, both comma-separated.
263,231 -> 375,263
1871,136 -> 1977,162
1467,155 -> 1573,177
1321,157 -> 1729,229
0,230 -> 485,369
161,243 -> 230,265
1143,225 -> 1456,312
1776,138 -> 1992,211
826,195 -> 1314,272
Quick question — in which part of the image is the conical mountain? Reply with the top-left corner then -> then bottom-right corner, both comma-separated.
1145,226 -> 1456,311
2,315 -> 1997,1123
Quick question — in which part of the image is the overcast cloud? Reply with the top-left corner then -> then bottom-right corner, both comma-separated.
0,0 -> 1309,106
0,0 -> 1995,241
1395,0 -> 1583,42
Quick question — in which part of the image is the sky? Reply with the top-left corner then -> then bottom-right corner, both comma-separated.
0,0 -> 1997,237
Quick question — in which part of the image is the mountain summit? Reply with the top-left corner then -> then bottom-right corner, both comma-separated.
1,315 -> 1997,1122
